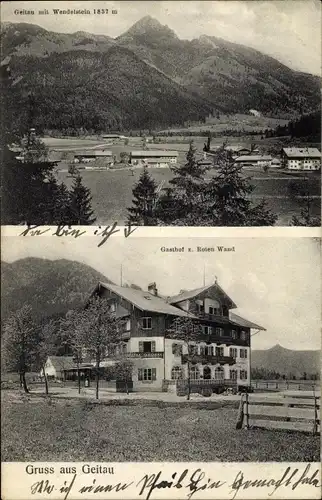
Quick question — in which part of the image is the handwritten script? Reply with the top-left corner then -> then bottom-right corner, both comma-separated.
29,464 -> 320,499
19,222 -> 138,247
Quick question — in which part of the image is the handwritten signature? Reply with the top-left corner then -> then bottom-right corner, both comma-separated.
29,464 -> 320,500
19,222 -> 138,247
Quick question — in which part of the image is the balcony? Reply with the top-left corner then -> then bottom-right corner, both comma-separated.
181,354 -> 235,365
127,352 -> 164,359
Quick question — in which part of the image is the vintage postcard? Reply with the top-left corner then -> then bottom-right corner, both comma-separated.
1,0 -> 321,227
1,0 -> 321,499
1,228 -> 321,499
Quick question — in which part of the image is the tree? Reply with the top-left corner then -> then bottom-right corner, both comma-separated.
60,297 -> 124,399
2,305 -> 38,393
288,177 -> 321,227
202,151 -> 277,226
114,358 -> 134,394
166,316 -> 203,400
127,167 -> 158,225
156,141 -> 210,225
69,174 -> 96,225
203,135 -> 211,152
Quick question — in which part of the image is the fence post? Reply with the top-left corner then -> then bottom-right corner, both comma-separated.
245,392 -> 249,429
236,394 -> 244,430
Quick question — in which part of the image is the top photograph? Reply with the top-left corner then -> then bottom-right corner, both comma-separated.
1,0 -> 321,227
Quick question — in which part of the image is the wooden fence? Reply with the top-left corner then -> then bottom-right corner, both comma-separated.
251,380 -> 320,392
236,393 -> 320,434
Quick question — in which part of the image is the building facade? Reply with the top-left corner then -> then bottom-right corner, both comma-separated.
281,148 -> 321,171
130,150 -> 178,167
86,281 -> 264,392
234,155 -> 272,167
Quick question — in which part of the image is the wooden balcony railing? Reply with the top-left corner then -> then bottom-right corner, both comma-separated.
127,352 -> 164,359
181,354 -> 235,365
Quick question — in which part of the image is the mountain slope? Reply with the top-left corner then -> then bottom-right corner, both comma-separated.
252,344 -> 320,378
8,45 -> 213,131
1,18 -> 320,130
1,257 -> 112,322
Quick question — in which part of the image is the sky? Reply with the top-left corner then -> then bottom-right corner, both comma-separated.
2,233 -> 320,351
2,0 -> 321,75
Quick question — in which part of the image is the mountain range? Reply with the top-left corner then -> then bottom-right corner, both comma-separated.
2,258 -> 319,378
252,344 -> 320,378
1,17 -> 320,131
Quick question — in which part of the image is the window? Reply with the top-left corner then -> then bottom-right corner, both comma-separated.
209,306 -> 221,316
139,341 -> 156,353
214,367 -> 224,380
215,327 -> 224,336
230,348 -> 237,358
188,344 -> 198,355
240,330 -> 247,341
171,366 -> 183,380
216,346 -> 224,357
196,303 -> 204,314
109,301 -> 116,313
230,369 -> 238,380
138,368 -> 156,381
231,329 -> 237,339
202,325 -> 212,335
142,317 -> 152,329
240,370 -> 248,380
189,366 -> 200,380
172,343 -> 183,356
203,366 -> 212,379
199,345 -> 206,355
205,345 -> 214,356
240,348 -> 248,359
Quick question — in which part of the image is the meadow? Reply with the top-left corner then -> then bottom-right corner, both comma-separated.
2,391 -> 319,462
57,167 -> 321,226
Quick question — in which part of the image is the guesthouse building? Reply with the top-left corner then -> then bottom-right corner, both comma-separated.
281,148 -> 321,171
69,280 -> 265,393
234,155 -> 272,167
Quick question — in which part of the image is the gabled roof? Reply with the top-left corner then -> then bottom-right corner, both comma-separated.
168,282 -> 237,308
282,148 -> 321,158
98,282 -> 195,318
230,312 -> 266,331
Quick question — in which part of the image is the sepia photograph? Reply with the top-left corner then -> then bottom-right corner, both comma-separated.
1,0 -> 321,227
1,235 -> 320,464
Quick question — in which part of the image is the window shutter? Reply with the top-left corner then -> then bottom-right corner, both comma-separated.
151,341 -> 156,353
152,368 -> 156,381
172,343 -> 177,354
138,368 -> 143,381
139,341 -> 144,353
245,350 -> 248,359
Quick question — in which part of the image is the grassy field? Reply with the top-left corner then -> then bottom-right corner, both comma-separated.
57,167 -> 321,226
2,391 -> 319,462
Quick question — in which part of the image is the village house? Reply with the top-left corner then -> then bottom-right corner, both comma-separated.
53,280 -> 263,393
130,150 -> 178,167
234,155 -> 272,168
73,150 -> 113,165
281,148 -> 321,171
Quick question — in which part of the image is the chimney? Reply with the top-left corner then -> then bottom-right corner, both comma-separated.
148,282 -> 158,296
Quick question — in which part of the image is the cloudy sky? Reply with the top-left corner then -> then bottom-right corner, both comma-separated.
2,0 -> 321,74
2,233 -> 320,351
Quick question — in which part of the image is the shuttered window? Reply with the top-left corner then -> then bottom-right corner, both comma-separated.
142,317 -> 152,329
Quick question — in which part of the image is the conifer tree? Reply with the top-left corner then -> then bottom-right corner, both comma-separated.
127,167 -> 158,225
69,174 -> 96,225
204,152 -> 277,226
156,141 -> 209,224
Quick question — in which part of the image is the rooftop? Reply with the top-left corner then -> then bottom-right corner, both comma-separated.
235,155 -> 272,162
131,150 -> 178,157
98,282 -> 195,318
282,148 -> 321,158
230,312 -> 266,331
74,150 -> 113,157
168,283 -> 237,309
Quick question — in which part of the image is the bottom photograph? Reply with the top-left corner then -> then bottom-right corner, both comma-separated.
1,235 -> 320,463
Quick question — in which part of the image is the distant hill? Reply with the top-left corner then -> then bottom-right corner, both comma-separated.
1,16 -> 320,132
252,344 -> 320,378
1,257 -> 112,323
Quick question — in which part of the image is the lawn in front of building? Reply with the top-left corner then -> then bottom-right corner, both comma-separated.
1,391 -> 319,462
